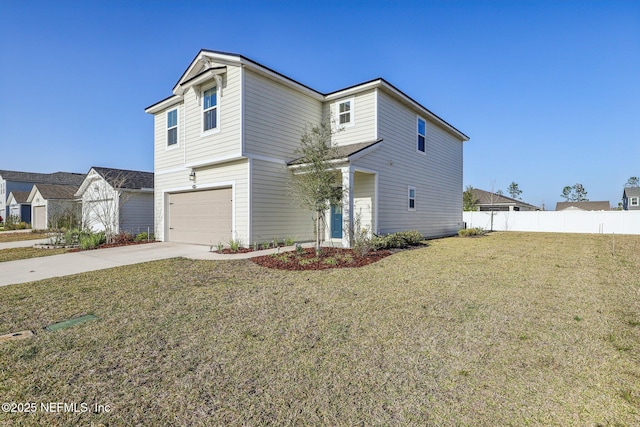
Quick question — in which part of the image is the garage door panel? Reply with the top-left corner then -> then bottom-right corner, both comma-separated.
33,206 -> 46,230
168,188 -> 232,245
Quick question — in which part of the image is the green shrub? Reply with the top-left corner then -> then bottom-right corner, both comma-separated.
371,230 -> 425,250
458,227 -> 486,237
79,232 -> 106,250
4,215 -> 30,230
134,232 -> 152,242
228,238 -> 243,253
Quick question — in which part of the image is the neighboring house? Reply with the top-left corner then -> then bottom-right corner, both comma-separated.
145,49 -> 469,247
555,201 -> 611,211
75,167 -> 154,236
622,187 -> 640,211
6,191 -> 31,223
468,188 -> 539,211
27,184 -> 81,230
0,170 -> 85,221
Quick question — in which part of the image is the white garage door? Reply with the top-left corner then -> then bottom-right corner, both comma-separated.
33,206 -> 46,230
168,188 -> 232,245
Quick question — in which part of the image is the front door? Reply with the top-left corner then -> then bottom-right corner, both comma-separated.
331,205 -> 342,239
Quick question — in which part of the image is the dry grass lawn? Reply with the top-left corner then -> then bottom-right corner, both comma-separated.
0,232 -> 638,426
0,231 -> 49,243
0,247 -> 71,263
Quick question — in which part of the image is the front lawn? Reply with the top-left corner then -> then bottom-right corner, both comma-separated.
0,232 -> 638,425
0,247 -> 71,263
0,231 -> 49,243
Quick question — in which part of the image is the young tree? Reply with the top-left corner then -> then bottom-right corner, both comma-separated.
507,181 -> 522,199
625,176 -> 639,187
289,121 -> 343,253
573,183 -> 588,201
560,184 -> 589,202
462,185 -> 479,211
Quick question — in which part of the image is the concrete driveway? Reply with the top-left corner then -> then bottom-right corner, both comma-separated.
0,242 -> 295,287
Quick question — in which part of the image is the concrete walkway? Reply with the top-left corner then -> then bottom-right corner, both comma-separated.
0,242 -> 302,287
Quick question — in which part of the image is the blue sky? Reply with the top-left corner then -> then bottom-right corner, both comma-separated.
1,0 -> 638,209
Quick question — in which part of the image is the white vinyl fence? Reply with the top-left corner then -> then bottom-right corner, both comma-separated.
463,210 -> 640,235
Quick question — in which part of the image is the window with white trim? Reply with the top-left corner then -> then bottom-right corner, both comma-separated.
408,186 -> 416,211
631,197 -> 639,207
167,108 -> 178,147
337,98 -> 354,127
203,86 -> 218,132
417,117 -> 426,154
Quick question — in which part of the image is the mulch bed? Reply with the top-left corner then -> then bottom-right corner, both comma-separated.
251,247 -> 392,270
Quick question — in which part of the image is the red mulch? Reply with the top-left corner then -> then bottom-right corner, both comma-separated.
251,247 -> 392,270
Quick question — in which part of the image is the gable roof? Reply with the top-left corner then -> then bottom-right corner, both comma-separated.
623,187 -> 640,198
0,170 -> 85,186
91,167 -> 154,190
7,191 -> 30,204
287,139 -> 383,166
33,184 -> 79,200
471,188 -> 539,210
555,201 -> 611,211
145,49 -> 469,142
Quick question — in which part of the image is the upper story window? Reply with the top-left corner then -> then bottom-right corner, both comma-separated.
631,197 -> 639,207
203,86 -> 218,132
167,109 -> 178,147
337,98 -> 354,127
417,117 -> 426,154
408,186 -> 416,211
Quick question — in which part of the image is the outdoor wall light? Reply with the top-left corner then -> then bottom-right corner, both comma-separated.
189,170 -> 196,181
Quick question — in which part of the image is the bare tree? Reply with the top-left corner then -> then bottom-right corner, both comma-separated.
82,171 -> 133,243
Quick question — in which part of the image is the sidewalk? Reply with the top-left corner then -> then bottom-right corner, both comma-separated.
0,242 -> 303,287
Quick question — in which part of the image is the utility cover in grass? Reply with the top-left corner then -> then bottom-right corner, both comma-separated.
0,330 -> 34,343
45,314 -> 98,331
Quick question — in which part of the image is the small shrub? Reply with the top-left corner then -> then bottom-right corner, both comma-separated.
112,231 -> 133,245
260,241 -> 270,250
299,257 -> 319,266
270,253 -> 291,263
395,230 -> 424,246
4,215 -> 29,230
228,238 -> 243,253
284,236 -> 296,246
79,232 -> 106,250
370,230 -> 424,250
458,227 -> 486,237
216,242 -> 224,253
134,232 -> 149,242
295,243 -> 304,255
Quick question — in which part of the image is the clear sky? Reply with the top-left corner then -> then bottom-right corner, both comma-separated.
1,0 -> 638,209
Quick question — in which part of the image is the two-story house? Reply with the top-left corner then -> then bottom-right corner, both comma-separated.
145,49 -> 469,247
622,187 -> 640,210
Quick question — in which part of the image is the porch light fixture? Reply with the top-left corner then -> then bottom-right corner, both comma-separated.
189,170 -> 196,181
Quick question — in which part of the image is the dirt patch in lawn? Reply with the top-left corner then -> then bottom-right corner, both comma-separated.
251,247 -> 392,270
